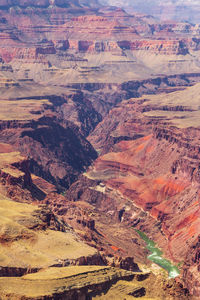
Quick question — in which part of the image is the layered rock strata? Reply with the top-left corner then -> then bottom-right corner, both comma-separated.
64,83 -> 200,297
0,4 -> 200,84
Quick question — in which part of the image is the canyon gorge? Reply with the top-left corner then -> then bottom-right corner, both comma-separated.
0,0 -> 200,299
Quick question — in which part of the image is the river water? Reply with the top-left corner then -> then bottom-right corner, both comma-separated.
135,229 -> 180,278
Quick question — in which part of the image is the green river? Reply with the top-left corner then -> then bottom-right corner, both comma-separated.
135,229 -> 180,278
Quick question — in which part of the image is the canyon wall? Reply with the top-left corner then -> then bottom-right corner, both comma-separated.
0,2 -> 200,299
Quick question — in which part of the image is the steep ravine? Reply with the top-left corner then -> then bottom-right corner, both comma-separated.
65,83 -> 200,298
0,73 -> 198,191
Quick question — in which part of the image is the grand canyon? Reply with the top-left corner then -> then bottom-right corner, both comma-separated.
0,0 -> 200,299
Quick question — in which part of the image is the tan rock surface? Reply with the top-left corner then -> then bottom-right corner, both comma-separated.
0,194 -> 100,272
0,266 -> 190,300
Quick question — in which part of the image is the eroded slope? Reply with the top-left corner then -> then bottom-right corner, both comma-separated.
65,83 -> 200,297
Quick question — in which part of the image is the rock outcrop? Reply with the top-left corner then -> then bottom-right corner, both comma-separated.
0,266 -> 190,299
0,266 -> 134,299
0,191 -> 104,274
183,236 -> 200,298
